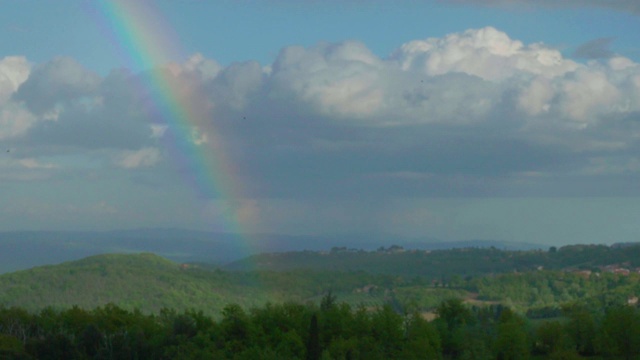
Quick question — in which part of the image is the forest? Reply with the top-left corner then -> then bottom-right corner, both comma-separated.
2,244 -> 640,358
2,296 -> 640,359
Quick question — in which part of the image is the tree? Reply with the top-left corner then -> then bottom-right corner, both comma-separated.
220,304 -> 252,355
493,308 -> 530,360
599,305 -> 640,360
563,304 -> 597,356
306,314 -> 321,360
434,298 -> 472,357
402,312 -> 441,359
533,320 -> 575,357
370,305 -> 404,358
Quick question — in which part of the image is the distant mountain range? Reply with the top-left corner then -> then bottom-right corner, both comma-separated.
0,228 -> 545,273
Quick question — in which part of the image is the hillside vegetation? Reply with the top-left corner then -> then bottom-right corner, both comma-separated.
2,244 -> 640,317
2,245 -> 640,358
224,243 -> 640,278
0,253 -> 399,315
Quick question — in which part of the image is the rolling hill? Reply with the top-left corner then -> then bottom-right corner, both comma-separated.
0,229 -> 543,273
0,253 -> 397,315
3,243 -> 640,317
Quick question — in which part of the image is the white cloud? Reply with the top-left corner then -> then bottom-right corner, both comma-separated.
0,56 -> 30,104
270,41 -> 384,118
517,76 -> 554,116
5,26 -> 640,197
0,57 -> 34,139
0,103 -> 36,139
560,68 -> 621,123
182,53 -> 222,80
392,27 -> 578,81
114,147 -> 161,169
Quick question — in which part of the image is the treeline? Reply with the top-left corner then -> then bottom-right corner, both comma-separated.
225,243 -> 640,278
2,297 -> 640,359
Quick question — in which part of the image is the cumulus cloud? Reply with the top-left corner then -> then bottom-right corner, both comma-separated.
0,56 -> 30,104
13,57 -> 101,115
5,26 -> 640,199
0,57 -> 34,139
392,27 -> 578,81
0,103 -> 36,140
270,41 -> 384,118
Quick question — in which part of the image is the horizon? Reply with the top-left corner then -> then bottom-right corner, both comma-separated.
1,1 -> 640,246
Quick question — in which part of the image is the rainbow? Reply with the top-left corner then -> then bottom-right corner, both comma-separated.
86,1 -> 253,238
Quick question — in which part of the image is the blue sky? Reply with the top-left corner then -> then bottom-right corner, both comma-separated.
1,0 -> 640,246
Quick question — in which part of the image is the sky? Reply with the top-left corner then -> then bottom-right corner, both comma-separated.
1,0 -> 640,246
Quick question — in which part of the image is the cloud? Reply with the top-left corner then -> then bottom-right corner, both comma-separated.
269,41 -> 384,118
444,0 -> 640,14
18,158 -> 57,169
0,156 -> 58,182
114,147 -> 161,168
0,57 -> 34,140
392,27 -> 578,81
0,56 -> 30,104
573,38 -> 616,59
0,103 -> 36,140
5,27 -> 640,200
13,57 -> 101,115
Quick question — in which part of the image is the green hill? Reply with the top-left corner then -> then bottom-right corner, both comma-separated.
0,253 -> 402,315
0,253 -> 226,313
223,243 -> 640,278
4,244 -> 640,317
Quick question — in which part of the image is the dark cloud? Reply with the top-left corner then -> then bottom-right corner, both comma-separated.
444,0 -> 640,14
13,57 -> 100,115
573,38 -> 615,59
22,68 -> 154,151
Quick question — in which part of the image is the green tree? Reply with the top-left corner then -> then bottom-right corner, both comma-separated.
306,313 -> 321,360
220,304 -> 252,355
402,312 -> 441,359
493,308 -> 530,360
370,305 -> 404,358
563,303 -> 597,356
599,305 -> 640,360
434,298 -> 472,358
533,320 -> 575,358
0,334 -> 29,359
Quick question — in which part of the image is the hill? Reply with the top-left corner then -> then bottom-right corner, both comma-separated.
4,244 -> 640,317
0,229 -> 542,273
0,253 -> 404,315
0,253 -> 225,313
223,243 -> 640,278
